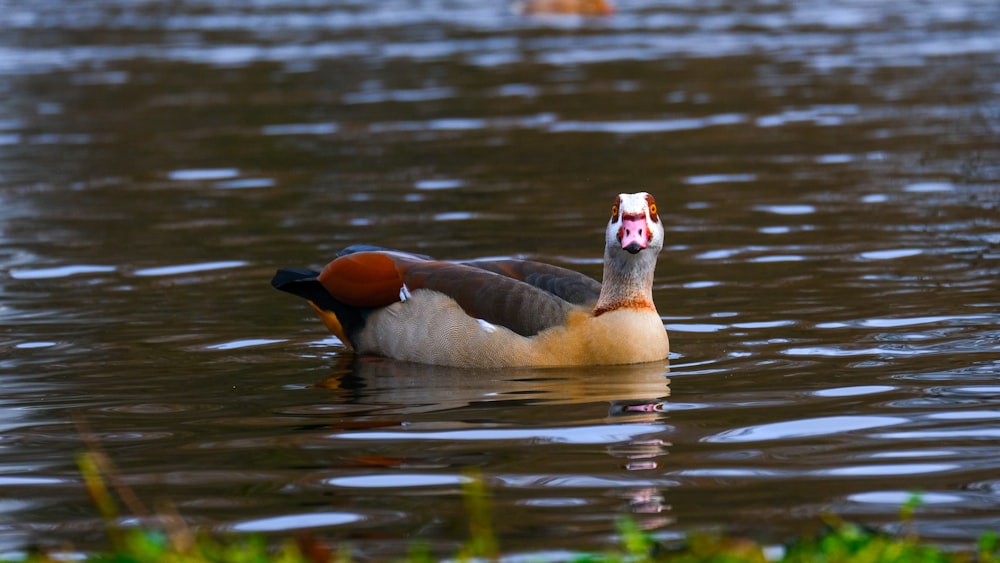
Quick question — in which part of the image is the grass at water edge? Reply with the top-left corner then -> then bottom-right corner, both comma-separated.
7,450 -> 1000,562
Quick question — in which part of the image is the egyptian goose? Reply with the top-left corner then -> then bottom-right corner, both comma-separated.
512,0 -> 615,16
272,192 -> 669,368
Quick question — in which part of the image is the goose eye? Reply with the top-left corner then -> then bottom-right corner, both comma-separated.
610,204 -> 619,221
645,193 -> 659,221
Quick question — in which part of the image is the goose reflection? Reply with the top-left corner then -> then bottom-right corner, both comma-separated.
316,355 -> 671,418
313,357 -> 674,516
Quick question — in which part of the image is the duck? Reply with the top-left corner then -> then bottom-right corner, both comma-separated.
511,0 -> 615,17
271,192 -> 669,368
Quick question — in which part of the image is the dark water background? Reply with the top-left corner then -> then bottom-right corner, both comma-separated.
1,0 -> 999,558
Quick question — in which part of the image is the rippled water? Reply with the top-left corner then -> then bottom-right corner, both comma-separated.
1,0 -> 999,558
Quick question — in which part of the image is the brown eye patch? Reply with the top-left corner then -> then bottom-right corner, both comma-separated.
645,193 -> 658,222
611,196 -> 621,221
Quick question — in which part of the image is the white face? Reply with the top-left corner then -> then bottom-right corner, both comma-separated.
606,192 -> 663,255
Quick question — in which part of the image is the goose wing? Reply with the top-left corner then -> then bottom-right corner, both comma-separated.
313,250 -> 587,337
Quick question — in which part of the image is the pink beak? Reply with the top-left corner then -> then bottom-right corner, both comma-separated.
620,216 -> 649,253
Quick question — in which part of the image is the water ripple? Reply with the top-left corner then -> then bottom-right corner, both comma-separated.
205,338 -> 287,351
133,260 -> 248,277
10,265 -> 116,280
167,168 -> 240,181
705,416 -> 907,443
261,122 -> 338,136
684,173 -> 757,185
328,423 -> 668,445
326,473 -> 470,488
904,181 -> 955,193
415,179 -> 464,190
858,249 -> 924,260
230,512 -> 364,532
849,491 -> 966,505
754,204 -> 817,215
497,474 -> 679,488
819,463 -> 960,476
549,114 -> 746,134
783,346 -> 934,357
812,385 -> 896,398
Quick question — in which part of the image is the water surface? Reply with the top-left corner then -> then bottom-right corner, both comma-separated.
1,0 -> 999,558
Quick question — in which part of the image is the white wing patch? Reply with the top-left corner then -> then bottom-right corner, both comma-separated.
476,319 -> 497,333
399,283 -> 412,302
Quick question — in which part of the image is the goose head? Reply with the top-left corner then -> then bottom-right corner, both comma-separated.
596,192 -> 663,314
606,192 -> 663,257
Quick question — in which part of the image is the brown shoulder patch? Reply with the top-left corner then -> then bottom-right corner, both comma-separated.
318,251 -> 405,308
